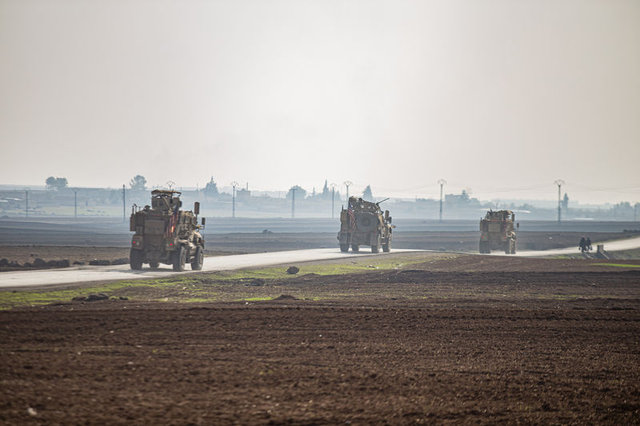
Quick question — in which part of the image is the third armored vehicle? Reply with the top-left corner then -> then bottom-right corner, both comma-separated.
129,190 -> 205,271
338,197 -> 393,253
479,209 -> 516,254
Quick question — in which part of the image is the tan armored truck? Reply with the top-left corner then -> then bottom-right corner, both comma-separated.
338,197 -> 393,253
479,209 -> 516,254
130,190 -> 205,271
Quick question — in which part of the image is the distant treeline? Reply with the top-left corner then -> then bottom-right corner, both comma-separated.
1,186 -> 638,221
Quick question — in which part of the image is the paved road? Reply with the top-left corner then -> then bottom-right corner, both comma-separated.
2,236 -> 639,289
507,236 -> 640,257
0,248 -> 417,289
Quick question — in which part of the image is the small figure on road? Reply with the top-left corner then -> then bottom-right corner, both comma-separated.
579,236 -> 588,253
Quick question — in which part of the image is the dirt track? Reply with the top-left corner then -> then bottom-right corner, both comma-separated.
1,255 -> 639,424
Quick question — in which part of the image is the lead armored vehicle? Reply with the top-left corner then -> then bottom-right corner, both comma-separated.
129,190 -> 205,271
338,197 -> 393,253
479,209 -> 516,254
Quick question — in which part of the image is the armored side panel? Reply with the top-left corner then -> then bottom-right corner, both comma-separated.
479,210 -> 516,254
338,196 -> 393,253
130,190 -> 205,271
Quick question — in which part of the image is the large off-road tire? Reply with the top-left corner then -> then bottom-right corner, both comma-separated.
382,240 -> 391,253
149,261 -> 159,269
504,239 -> 514,255
130,249 -> 143,270
351,244 -> 359,252
339,244 -> 349,252
479,241 -> 490,254
371,234 -> 381,253
172,246 -> 187,272
191,247 -> 204,271
509,239 -> 516,255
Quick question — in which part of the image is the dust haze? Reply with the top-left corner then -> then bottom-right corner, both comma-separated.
1,0 -> 639,203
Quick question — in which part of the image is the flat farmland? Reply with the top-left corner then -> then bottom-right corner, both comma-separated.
1,253 -> 639,424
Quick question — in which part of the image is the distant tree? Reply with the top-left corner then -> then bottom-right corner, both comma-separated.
45,176 -> 68,190
129,175 -> 147,191
286,185 -> 307,200
204,177 -> 219,197
562,193 -> 569,210
321,180 -> 330,200
612,202 -> 633,218
362,185 -> 373,201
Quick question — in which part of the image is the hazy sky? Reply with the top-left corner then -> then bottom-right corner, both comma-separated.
1,0 -> 638,203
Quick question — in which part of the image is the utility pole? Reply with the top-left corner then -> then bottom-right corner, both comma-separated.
330,183 -> 337,219
231,181 -> 238,218
437,179 -> 446,222
25,189 -> 29,218
554,179 -> 564,224
122,184 -> 126,223
74,189 -> 77,219
343,180 -> 352,202
291,187 -> 297,219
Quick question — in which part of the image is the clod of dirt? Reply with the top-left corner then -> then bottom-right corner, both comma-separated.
286,266 -> 300,275
45,259 -> 70,268
73,261 -> 85,265
72,293 -> 109,302
89,259 -> 111,266
33,258 -> 46,268
111,258 -> 129,265
246,278 -> 265,286
0,258 -> 7,267
273,294 -> 297,300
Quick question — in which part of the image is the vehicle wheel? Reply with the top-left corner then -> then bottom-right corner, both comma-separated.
149,261 -> 159,269
191,247 -> 203,270
172,246 -> 186,272
511,240 -> 517,255
351,244 -> 359,252
130,249 -> 143,270
504,240 -> 511,255
340,244 -> 349,252
479,241 -> 489,254
371,234 -> 381,253
382,241 -> 390,253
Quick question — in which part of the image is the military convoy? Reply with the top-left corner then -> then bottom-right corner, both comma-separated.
130,190 -> 205,271
479,209 -> 517,254
338,197 -> 393,253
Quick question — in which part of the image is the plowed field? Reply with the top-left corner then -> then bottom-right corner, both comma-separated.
1,255 -> 639,424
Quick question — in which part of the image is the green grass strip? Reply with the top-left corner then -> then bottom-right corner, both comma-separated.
594,263 -> 640,268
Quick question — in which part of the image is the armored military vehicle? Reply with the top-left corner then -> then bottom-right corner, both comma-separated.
338,197 -> 393,253
129,190 -> 205,271
479,209 -> 516,254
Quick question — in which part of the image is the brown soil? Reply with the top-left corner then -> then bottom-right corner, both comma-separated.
0,246 -> 130,265
0,246 -> 235,271
1,254 -> 639,424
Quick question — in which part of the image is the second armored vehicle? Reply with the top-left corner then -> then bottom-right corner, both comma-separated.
338,197 -> 393,253
479,209 -> 516,254
129,190 -> 205,271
